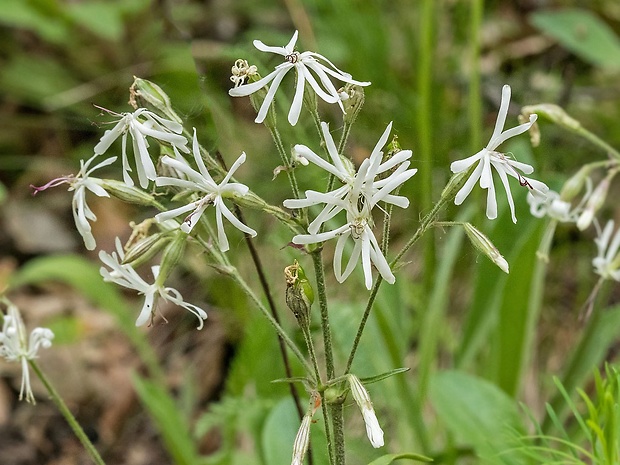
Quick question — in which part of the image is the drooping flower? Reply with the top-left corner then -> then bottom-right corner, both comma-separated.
592,220 -> 620,281
0,301 -> 54,404
229,31 -> 371,126
154,129 -> 257,252
31,154 -> 117,251
94,108 -> 189,188
450,85 -> 548,223
348,375 -> 384,448
291,414 -> 311,465
290,391 -> 321,465
527,189 -> 588,224
99,238 -> 208,328
284,122 -> 416,289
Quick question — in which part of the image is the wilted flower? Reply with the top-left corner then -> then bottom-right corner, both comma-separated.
154,129 -> 257,252
593,220 -> 620,281
290,392 -> 321,465
0,301 -> 54,404
348,375 -> 384,448
94,108 -> 189,188
99,238 -> 208,328
229,31 -> 370,126
285,122 -> 416,289
31,154 -> 117,251
230,59 -> 258,88
450,85 -> 548,223
291,415 -> 311,465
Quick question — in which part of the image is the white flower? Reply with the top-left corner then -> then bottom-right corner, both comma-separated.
348,375 -> 384,448
294,202 -> 394,290
450,84 -> 548,223
99,238 -> 208,328
284,122 -> 416,289
31,154 -> 117,251
229,31 -> 371,126
94,108 -> 189,188
0,301 -> 54,404
593,220 -> 620,281
154,129 -> 257,252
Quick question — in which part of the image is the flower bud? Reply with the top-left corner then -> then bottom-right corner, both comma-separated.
155,231 -> 187,287
285,260 -> 314,329
122,232 -> 170,268
577,176 -> 610,231
463,223 -> 509,274
560,165 -> 592,202
130,77 -> 183,125
101,179 -> 161,207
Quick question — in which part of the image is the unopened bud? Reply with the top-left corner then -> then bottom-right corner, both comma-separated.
339,84 -> 365,126
130,77 -> 182,124
442,170 -> 469,201
463,223 -> 509,274
155,231 -> 187,286
577,176 -> 611,231
560,165 -> 593,202
122,232 -> 170,268
285,260 -> 314,328
102,179 -> 161,207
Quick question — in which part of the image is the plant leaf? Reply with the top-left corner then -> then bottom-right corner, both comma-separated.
530,9 -> 620,69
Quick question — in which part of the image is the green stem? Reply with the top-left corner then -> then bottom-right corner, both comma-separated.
345,171 -> 466,373
417,0 -> 436,289
268,125 -> 301,199
468,0 -> 483,154
575,126 -> 620,161
345,275 -> 383,374
330,403 -> 346,465
30,361 -> 106,465
311,250 -> 335,379
310,249 -> 338,464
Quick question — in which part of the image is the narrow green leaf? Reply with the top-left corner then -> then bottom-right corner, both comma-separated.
530,9 -> 620,69
133,375 -> 201,465
367,452 -> 433,465
360,367 -> 410,385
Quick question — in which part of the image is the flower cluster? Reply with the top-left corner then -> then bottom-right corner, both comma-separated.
229,30 -> 370,126
99,238 -> 208,328
284,122 -> 417,289
451,85 -> 548,223
0,301 -> 54,404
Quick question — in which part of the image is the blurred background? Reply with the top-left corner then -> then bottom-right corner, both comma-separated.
1,0 -> 620,464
